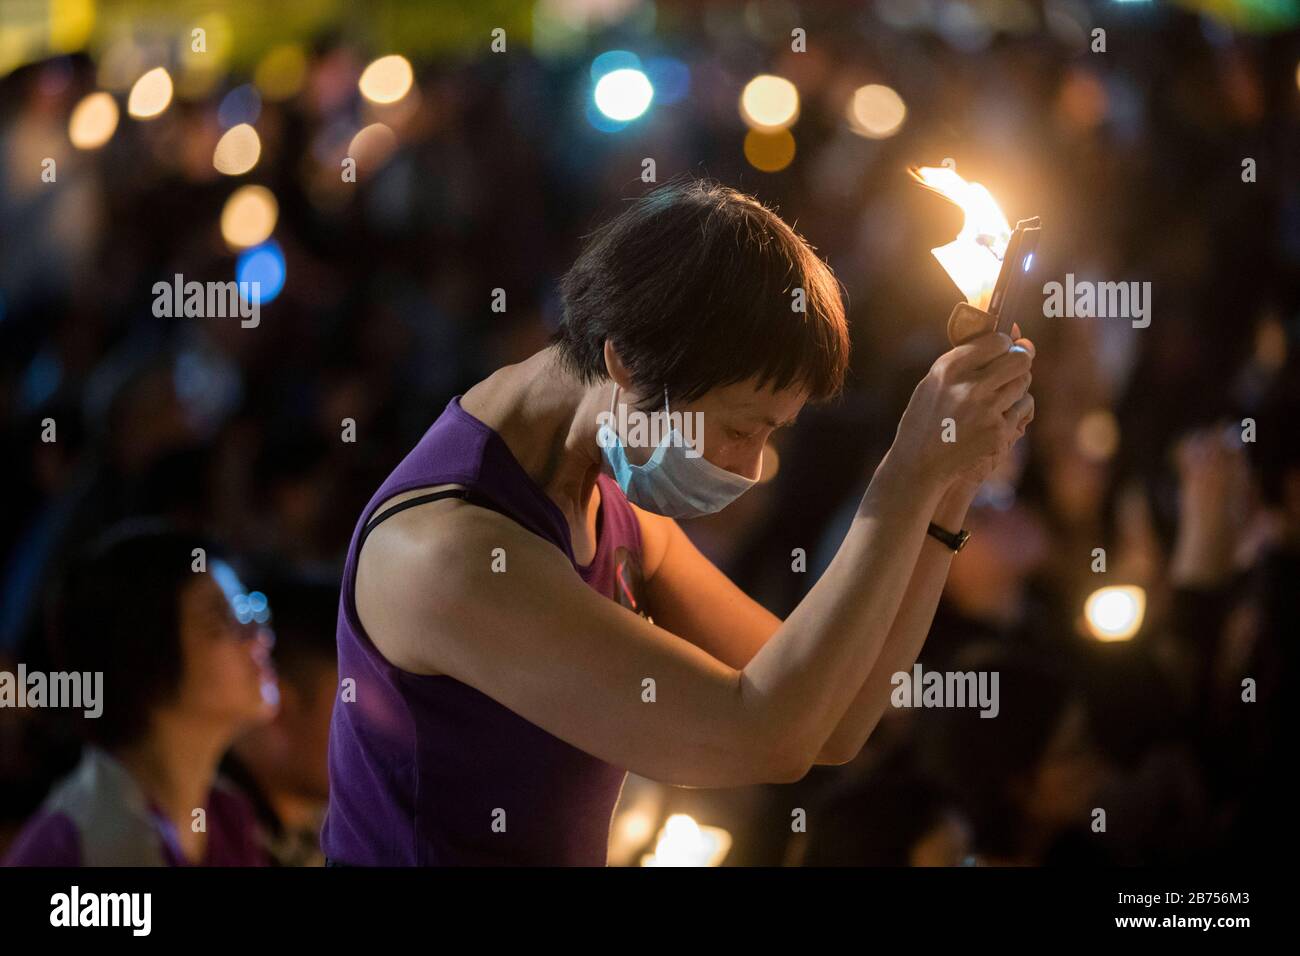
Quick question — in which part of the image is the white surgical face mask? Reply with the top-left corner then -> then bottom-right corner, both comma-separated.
597,384 -> 759,519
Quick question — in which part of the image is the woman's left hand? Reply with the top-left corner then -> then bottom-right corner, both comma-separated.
948,323 -> 1035,498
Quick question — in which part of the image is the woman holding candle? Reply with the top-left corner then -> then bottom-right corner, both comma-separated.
322,178 -> 1035,866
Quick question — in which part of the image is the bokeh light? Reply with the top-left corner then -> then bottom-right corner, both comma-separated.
48,0 -> 96,53
743,128 -> 796,172
218,84 -> 262,129
359,54 -> 414,105
220,185 -> 279,250
213,123 -> 262,176
1075,409 -> 1120,462
593,68 -> 654,121
236,240 -> 286,306
643,55 -> 690,106
68,91 -> 119,149
347,122 -> 399,174
127,66 -> 174,119
1254,314 -> 1287,372
590,49 -> 641,82
740,74 -> 799,130
1083,586 -> 1147,642
847,83 -> 907,139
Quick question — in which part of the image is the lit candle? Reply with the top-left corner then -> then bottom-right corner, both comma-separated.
640,814 -> 732,867
909,164 -> 1012,312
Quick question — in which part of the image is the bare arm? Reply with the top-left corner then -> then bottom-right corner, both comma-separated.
640,341 -> 1035,766
812,480 -> 978,762
356,333 -> 1030,788
636,480 -> 976,765
813,337 -> 1035,762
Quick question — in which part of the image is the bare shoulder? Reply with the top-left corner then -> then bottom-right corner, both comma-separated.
354,486 -> 559,674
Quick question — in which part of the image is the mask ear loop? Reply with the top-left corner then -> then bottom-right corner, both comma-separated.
665,385 -> 701,454
662,385 -> 680,449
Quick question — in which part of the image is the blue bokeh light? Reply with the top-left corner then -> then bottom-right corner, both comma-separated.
236,240 -> 286,305
217,84 -> 262,129
590,50 -> 641,82
585,98 -> 629,133
644,56 -> 689,106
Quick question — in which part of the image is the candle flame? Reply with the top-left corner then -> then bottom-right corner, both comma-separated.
640,814 -> 732,867
910,164 -> 1012,311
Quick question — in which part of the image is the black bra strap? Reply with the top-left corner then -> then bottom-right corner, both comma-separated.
360,488 -> 477,549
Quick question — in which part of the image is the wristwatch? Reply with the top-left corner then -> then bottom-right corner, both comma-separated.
927,521 -> 971,553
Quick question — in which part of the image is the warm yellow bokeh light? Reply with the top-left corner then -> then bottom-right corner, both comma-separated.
127,67 -> 174,119
220,185 -> 279,249
743,128 -> 796,173
68,91 -> 119,149
213,124 -> 262,175
847,84 -> 907,139
347,123 -> 398,172
740,74 -> 799,131
359,55 -> 414,105
50,0 -> 96,53
1254,315 -> 1287,372
1075,409 -> 1120,462
255,45 -> 308,101
1083,586 -> 1146,642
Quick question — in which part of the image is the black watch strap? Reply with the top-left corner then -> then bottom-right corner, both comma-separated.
927,521 -> 971,553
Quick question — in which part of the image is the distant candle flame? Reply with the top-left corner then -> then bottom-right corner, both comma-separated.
1083,585 -> 1146,642
640,814 -> 732,867
910,164 -> 1012,311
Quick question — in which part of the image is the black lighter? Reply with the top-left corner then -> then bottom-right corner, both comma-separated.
986,217 -> 1042,336
939,215 -> 1043,346
907,164 -> 1042,345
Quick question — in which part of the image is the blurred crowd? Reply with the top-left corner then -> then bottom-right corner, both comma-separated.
1,1 -> 1297,866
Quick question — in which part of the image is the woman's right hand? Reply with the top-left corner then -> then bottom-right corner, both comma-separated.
889,331 -> 1035,492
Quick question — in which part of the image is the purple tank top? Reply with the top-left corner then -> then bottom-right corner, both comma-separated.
321,397 -> 645,865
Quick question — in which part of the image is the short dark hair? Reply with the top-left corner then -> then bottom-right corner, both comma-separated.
52,521 -> 224,750
555,178 -> 850,406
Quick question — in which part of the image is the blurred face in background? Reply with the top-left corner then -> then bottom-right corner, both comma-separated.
171,562 -> 278,733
